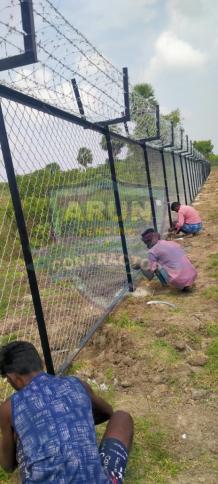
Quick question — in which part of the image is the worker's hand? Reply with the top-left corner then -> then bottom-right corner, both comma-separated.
141,269 -> 154,281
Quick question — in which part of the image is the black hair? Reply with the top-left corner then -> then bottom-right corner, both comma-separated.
0,341 -> 43,376
171,201 -> 180,211
141,228 -> 154,238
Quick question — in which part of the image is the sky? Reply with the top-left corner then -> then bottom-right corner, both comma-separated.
53,0 -> 218,152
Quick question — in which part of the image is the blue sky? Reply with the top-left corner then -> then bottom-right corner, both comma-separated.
53,0 -> 218,152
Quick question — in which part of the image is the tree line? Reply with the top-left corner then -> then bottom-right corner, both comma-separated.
77,82 -> 217,168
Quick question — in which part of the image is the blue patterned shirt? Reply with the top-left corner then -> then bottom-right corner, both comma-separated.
11,373 -> 112,483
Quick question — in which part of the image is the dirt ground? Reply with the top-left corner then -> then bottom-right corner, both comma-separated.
71,168 -> 218,483
1,169 -> 218,483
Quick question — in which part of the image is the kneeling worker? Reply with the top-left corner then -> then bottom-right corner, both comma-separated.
171,201 -> 202,235
141,228 -> 197,291
0,341 -> 133,484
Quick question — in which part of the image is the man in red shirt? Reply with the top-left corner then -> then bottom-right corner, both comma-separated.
171,202 -> 202,235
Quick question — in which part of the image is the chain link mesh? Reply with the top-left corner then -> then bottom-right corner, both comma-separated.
0,1 -> 210,401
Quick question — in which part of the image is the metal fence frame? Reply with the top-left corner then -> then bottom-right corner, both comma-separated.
0,83 -> 210,374
0,0 -> 37,72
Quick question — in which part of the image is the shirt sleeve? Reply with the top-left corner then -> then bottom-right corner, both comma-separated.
148,251 -> 158,272
176,209 -> 184,229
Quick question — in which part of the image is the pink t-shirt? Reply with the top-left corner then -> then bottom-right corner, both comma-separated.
148,240 -> 197,289
176,205 -> 201,230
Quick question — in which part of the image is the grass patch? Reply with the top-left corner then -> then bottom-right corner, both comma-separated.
167,324 -> 181,334
105,367 -> 114,381
183,328 -> 201,346
152,339 -> 179,365
125,417 -> 183,483
203,323 -> 218,338
0,468 -> 12,482
108,313 -> 139,331
66,359 -> 91,375
207,254 -> 218,278
191,338 -> 218,390
0,260 -> 29,320
202,286 -> 218,301
207,338 -> 218,358
207,253 -> 218,268
0,333 -> 17,347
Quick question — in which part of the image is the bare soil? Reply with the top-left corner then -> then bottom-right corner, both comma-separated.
72,168 -> 218,483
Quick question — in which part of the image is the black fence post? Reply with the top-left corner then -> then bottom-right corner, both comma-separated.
179,129 -> 188,204
191,159 -> 196,198
194,160 -> 199,195
204,162 -> 207,181
184,155 -> 192,202
192,159 -> 197,197
201,161 -> 204,185
191,144 -> 198,197
199,160 -> 203,186
194,157 -> 200,192
185,136 -> 195,201
200,161 -> 203,184
160,147 -> 172,227
0,105 -> 55,375
142,144 -> 157,231
199,161 -> 202,187
189,157 -> 195,200
195,160 -> 199,190
171,122 -> 180,202
189,143 -> 196,196
179,154 -> 188,204
189,159 -> 196,198
105,128 -> 134,292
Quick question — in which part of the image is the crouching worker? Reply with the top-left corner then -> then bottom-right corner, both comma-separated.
141,228 -> 197,291
0,341 -> 133,484
170,201 -> 202,235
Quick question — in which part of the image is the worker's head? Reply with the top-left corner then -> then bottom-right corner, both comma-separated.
171,201 -> 180,212
141,228 -> 160,249
0,341 -> 43,390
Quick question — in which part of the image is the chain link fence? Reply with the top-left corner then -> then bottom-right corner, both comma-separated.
0,1 -> 211,399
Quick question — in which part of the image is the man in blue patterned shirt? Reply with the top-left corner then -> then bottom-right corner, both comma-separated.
0,341 -> 133,483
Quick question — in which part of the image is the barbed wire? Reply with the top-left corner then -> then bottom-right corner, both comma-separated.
0,0 -> 161,138
0,1 -> 207,153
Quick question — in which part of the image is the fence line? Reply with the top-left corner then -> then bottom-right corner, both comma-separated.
0,83 -> 210,390
0,2 -> 211,398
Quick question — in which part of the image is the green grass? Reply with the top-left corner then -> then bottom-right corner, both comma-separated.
202,286 -> 218,301
207,253 -> 218,268
203,323 -> 218,338
125,417 -> 183,483
0,333 -> 17,347
152,339 -> 180,365
191,337 -> 218,390
207,254 -> 218,278
108,313 -> 139,331
0,260 -> 28,320
0,468 -> 11,482
183,328 -> 201,346
207,338 -> 218,359
105,367 -> 114,381
66,359 -> 92,375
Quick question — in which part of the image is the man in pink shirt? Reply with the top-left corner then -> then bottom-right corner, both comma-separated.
171,202 -> 202,235
141,228 -> 197,291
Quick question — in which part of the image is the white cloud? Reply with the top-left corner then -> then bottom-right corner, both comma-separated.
147,31 -> 206,79
63,0 -> 157,31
